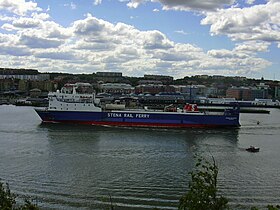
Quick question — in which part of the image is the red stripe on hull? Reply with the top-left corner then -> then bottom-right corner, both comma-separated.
42,120 -> 239,128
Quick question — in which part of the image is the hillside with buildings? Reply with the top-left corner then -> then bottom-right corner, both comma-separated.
1,68 -> 280,106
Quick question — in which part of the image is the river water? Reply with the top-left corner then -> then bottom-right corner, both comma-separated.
0,105 -> 280,210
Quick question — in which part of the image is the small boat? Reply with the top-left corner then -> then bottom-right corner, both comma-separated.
246,146 -> 260,153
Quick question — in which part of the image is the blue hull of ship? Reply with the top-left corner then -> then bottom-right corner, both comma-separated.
35,109 -> 240,128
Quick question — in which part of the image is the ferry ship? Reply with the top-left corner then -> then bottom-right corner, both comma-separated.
35,83 -> 240,128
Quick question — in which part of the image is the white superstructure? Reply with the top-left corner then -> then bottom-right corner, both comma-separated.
48,83 -> 101,112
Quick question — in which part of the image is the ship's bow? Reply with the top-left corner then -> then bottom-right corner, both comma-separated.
34,108 -> 51,122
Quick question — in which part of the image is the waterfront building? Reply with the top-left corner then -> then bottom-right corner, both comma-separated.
170,85 -> 217,100
143,74 -> 173,84
241,88 -> 252,101
226,87 -> 256,100
138,94 -> 185,108
205,87 -> 218,97
95,72 -> 129,83
176,85 -> 206,100
0,74 -> 38,80
252,98 -> 279,106
29,88 -> 42,98
135,84 -> 175,95
0,79 -> 15,92
194,75 -> 209,79
138,80 -> 163,85
251,87 -> 268,100
212,75 -> 225,80
207,98 -> 236,104
99,83 -> 134,95
30,81 -> 54,92
226,87 -> 249,100
0,68 -> 50,81
62,83 -> 93,94
226,86 -> 269,101
18,80 -> 28,92
0,68 -> 38,75
275,86 -> 280,99
228,76 -> 247,81
96,72 -> 122,77
38,74 -> 50,81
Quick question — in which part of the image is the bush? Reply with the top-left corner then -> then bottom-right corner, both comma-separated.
178,155 -> 280,210
0,181 -> 39,210
179,155 -> 229,210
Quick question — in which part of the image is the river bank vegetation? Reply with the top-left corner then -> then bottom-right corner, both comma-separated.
178,155 -> 280,210
0,181 -> 39,210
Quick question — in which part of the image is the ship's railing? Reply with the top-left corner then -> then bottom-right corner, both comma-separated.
55,97 -> 94,103
48,92 -> 95,103
224,107 -> 240,116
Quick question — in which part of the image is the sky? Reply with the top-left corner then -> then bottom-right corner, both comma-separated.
0,0 -> 279,80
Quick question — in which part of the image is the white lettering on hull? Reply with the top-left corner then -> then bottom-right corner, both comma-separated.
225,117 -> 237,120
107,113 -> 150,119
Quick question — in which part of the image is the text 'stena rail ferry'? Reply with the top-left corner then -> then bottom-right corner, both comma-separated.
35,83 -> 240,128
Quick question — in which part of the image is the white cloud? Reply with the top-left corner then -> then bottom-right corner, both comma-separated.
64,2 -> 77,10
141,30 -> 174,50
35,50 -> 79,60
31,13 -> 50,21
41,21 -> 72,39
174,30 -> 188,35
0,34 -> 18,45
73,15 -> 110,36
19,34 -> 63,49
0,45 -> 31,56
126,0 -> 147,8
0,14 -> 16,22
0,0 -> 42,16
208,49 -> 248,59
70,2 -> 77,9
93,0 -> 102,6
12,17 -> 41,28
201,1 -> 280,43
0,34 -> 31,56
1,23 -> 15,31
125,0 -> 235,11
0,8 -> 272,78
234,41 -> 270,53
246,0 -> 255,5
161,0 -> 235,11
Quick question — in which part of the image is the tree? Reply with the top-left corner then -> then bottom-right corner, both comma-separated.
0,182 -> 16,209
251,205 -> 280,210
179,155 -> 228,210
0,181 -> 39,210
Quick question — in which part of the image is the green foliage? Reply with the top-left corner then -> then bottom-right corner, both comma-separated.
250,207 -> 259,210
0,182 -> 16,210
179,155 -> 228,210
178,155 -> 280,210
251,205 -> 280,210
0,181 -> 39,210
267,205 -> 280,210
19,199 -> 40,210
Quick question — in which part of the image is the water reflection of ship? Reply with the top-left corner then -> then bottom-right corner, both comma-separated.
39,123 -> 239,151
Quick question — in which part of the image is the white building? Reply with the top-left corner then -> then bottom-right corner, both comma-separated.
99,83 -> 134,94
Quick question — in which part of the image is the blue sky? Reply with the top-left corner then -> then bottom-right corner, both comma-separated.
0,0 -> 279,80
